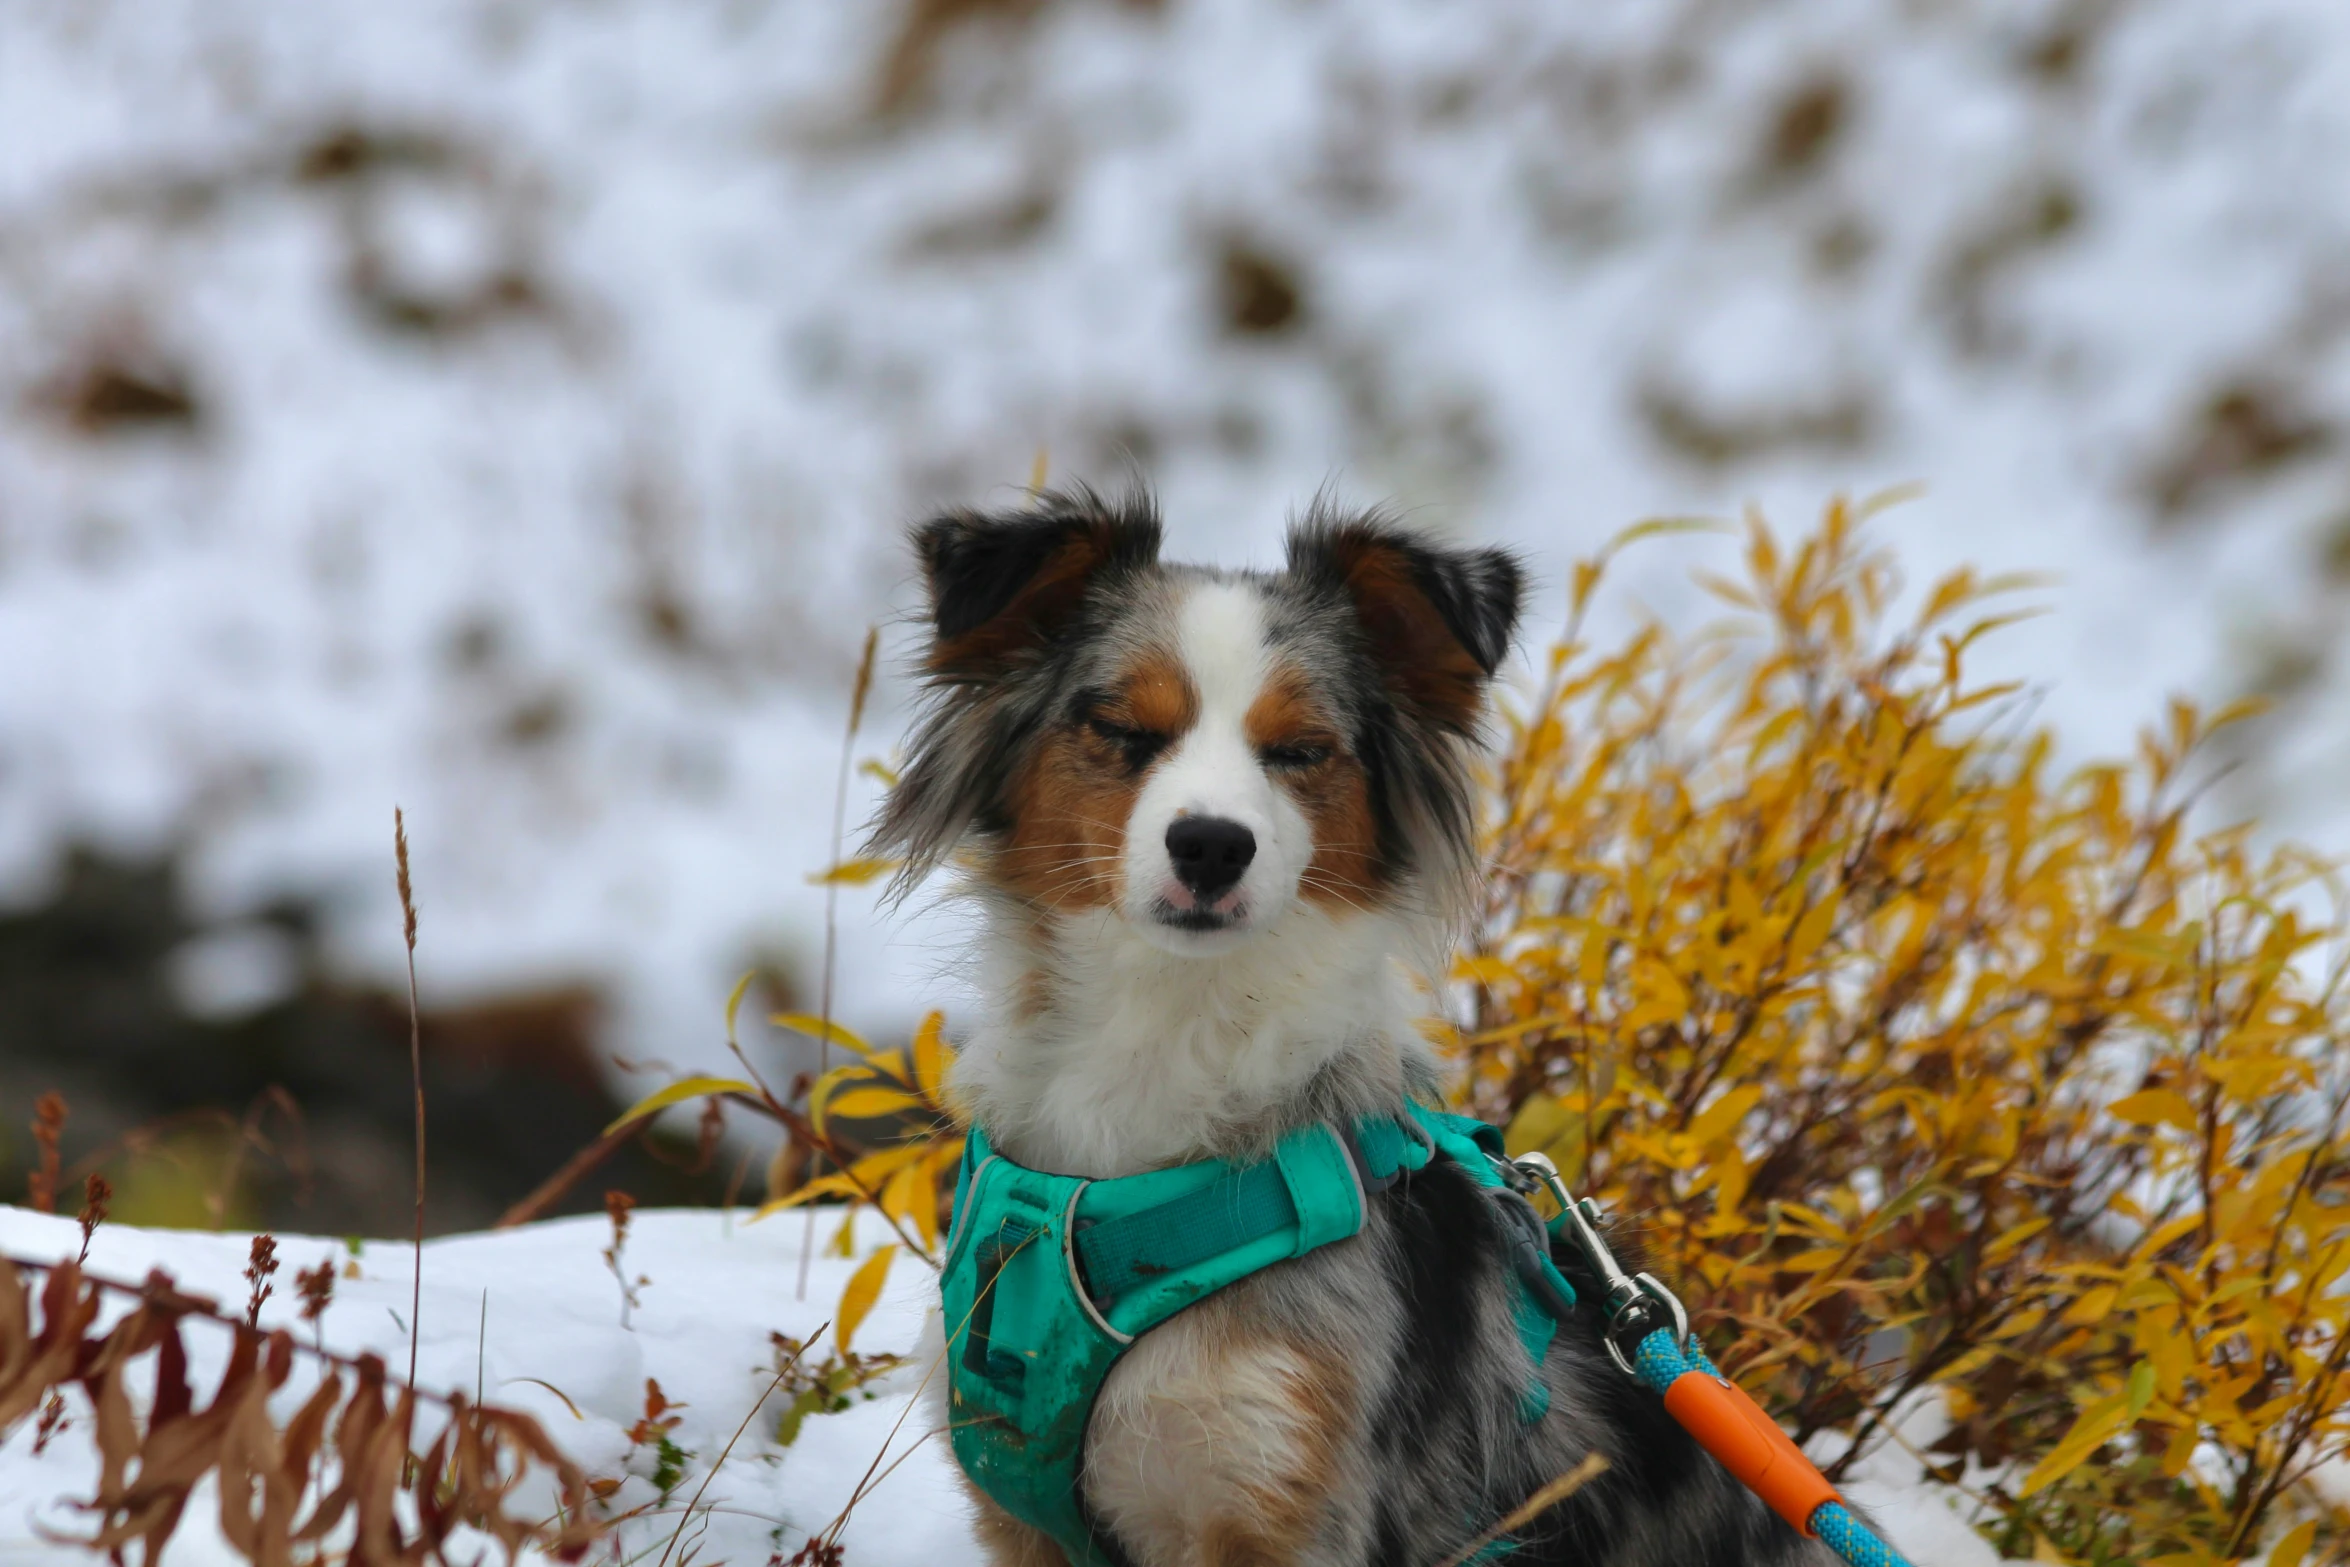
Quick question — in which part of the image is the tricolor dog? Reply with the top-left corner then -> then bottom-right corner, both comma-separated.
874,488 -> 1842,1567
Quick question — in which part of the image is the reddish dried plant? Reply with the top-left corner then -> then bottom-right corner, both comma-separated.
26,1093 -> 66,1214
294,1258 -> 336,1339
32,1390 -> 68,1457
0,1254 -> 598,1564
76,1174 -> 110,1266
243,1235 -> 279,1329
603,1190 -> 642,1328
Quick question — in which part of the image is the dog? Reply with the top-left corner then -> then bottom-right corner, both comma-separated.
873,486 -> 1845,1567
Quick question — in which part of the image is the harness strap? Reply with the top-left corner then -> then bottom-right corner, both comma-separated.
1075,1120 -> 1379,1311
945,1108 -> 1582,1567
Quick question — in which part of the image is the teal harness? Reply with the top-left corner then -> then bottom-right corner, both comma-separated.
941,1103 -> 1580,1567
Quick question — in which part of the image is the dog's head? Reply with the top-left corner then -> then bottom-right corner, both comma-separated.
874,486 -> 1524,953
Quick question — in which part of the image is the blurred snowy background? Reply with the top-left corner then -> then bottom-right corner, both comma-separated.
8,0 -> 2350,1232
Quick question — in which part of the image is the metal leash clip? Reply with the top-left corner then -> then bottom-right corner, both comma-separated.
1509,1151 -> 1691,1378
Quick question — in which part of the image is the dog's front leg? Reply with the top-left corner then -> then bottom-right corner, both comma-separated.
1083,1310 -> 1359,1567
964,1478 -> 1076,1567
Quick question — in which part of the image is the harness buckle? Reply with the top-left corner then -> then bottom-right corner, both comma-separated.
1509,1152 -> 1692,1379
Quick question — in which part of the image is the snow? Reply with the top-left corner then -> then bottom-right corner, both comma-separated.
0,1204 -> 970,1567
8,4 -> 2350,1544
10,1 -> 2350,1095
0,1204 -> 2015,1566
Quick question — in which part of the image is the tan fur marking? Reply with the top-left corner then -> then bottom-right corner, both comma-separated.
1122,648 -> 1198,737
1324,533 -> 1487,728
965,1475 -> 1073,1567
1083,1305 -> 1359,1567
1247,667 -> 1384,910
1196,1337 -> 1356,1565
993,649 -> 1197,911
929,520 -> 1130,680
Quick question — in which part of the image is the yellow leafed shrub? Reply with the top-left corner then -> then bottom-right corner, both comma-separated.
1463,497 -> 2350,1564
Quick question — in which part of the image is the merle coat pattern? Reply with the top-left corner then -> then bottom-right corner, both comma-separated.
875,486 -> 1846,1567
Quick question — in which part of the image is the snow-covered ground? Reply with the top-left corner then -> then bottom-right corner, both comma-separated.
0,1204 -> 2020,1566
9,0 -> 2350,1087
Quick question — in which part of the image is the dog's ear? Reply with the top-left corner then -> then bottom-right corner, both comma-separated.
916,490 -> 1163,680
872,488 -> 1161,889
1287,512 -> 1524,729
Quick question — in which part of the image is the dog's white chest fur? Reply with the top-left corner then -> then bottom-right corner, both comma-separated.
948,909 -> 1421,1567
955,903 -> 1420,1177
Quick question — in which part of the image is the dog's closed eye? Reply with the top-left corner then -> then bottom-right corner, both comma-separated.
1084,715 -> 1171,769
1258,739 -> 1333,770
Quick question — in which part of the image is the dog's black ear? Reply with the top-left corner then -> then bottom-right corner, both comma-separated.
1286,511 -> 1524,728
915,489 -> 1163,680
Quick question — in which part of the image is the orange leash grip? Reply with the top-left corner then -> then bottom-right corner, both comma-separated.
1661,1369 -> 1840,1536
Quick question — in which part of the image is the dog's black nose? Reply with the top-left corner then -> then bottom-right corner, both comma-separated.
1166,817 -> 1256,901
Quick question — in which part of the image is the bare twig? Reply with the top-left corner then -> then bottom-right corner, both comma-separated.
1430,1452 -> 1611,1567
603,1190 -> 642,1328
802,625 -> 881,1301
395,807 -> 426,1398
495,1121 -> 643,1230
492,1084 -> 879,1234
654,1329 -> 824,1567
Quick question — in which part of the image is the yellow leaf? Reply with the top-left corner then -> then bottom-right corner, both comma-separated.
602,1075 -> 759,1136
913,1011 -> 950,1102
723,971 -> 757,1044
1457,955 -> 1518,986
1920,567 -> 1977,627
1982,1217 -> 2052,1263
1623,957 -> 1691,1031
748,1171 -> 866,1218
2269,1520 -> 2316,1567
1688,1084 -> 1763,1148
806,1063 -> 867,1132
2061,1286 -> 2118,1326
823,1086 -> 922,1124
2110,1089 -> 2198,1131
886,1157 -> 940,1250
2020,1391 -> 2131,1496
846,1141 -> 935,1185
771,1013 -> 878,1061
1785,897 -> 1838,970
837,1244 -> 898,1354
1506,1093 -> 1576,1157
1777,1248 -> 1849,1274
808,856 -> 901,887
1571,559 -> 1602,615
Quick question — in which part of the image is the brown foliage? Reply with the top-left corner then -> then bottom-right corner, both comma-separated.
28,1093 -> 67,1215
0,1255 -> 597,1566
